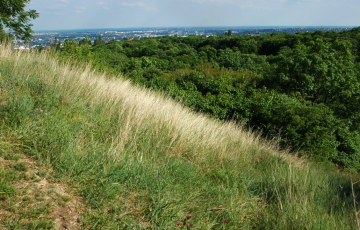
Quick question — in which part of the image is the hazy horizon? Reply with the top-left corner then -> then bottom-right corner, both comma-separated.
32,25 -> 355,33
27,0 -> 360,31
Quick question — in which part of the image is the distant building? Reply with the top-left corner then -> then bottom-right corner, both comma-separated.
13,46 -> 30,51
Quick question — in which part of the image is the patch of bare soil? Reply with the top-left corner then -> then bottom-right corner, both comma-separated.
0,155 -> 84,229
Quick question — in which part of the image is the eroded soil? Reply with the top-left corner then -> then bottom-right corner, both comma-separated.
0,154 -> 84,229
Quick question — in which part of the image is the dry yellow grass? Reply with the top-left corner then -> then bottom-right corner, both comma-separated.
1,45 -> 357,229
1,46 -> 287,164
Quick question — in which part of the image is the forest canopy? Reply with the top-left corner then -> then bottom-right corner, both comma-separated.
58,28 -> 360,169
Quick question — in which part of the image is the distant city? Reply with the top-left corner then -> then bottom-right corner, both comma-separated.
12,26 -> 355,48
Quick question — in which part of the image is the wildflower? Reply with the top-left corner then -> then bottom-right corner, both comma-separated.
186,214 -> 192,220
223,219 -> 229,224
176,222 -> 180,226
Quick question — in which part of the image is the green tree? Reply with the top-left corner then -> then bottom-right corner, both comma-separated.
94,36 -> 103,46
0,27 -> 12,42
62,40 -> 81,57
225,29 -> 232,36
80,36 -> 91,45
268,39 -> 360,111
0,0 -> 39,42
50,37 -> 60,51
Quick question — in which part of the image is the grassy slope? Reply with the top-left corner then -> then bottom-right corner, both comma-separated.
0,149 -> 83,229
0,46 -> 359,229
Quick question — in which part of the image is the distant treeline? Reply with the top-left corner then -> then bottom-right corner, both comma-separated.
57,27 -> 360,169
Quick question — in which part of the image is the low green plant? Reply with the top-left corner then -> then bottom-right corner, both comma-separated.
0,180 -> 16,200
1,45 -> 359,229
13,162 -> 28,172
37,171 -> 46,178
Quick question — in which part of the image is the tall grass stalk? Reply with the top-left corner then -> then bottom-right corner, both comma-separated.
0,45 -> 359,229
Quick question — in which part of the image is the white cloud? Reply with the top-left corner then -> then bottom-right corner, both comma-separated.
121,2 -> 147,7
48,4 -> 67,9
184,0 -> 236,3
184,0 -> 325,8
183,0 -> 261,9
74,6 -> 86,13
97,1 -> 108,5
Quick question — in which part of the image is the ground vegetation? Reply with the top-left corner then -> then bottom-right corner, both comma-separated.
58,28 -> 360,170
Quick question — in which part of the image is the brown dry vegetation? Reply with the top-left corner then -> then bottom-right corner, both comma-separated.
0,140 -> 83,229
0,45 -> 358,229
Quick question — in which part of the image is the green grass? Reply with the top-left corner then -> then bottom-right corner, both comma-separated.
0,46 -> 359,229
13,162 -> 28,171
0,156 -> 55,229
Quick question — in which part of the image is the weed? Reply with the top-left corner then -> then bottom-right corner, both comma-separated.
21,205 -> 51,218
61,195 -> 72,203
26,221 -> 54,230
13,162 -> 28,172
3,153 -> 22,161
5,171 -> 19,181
30,174 -> 37,180
37,171 -> 46,178
0,181 -> 16,200
22,196 -> 32,201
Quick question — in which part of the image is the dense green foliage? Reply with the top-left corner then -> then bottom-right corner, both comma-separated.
58,28 -> 360,169
0,0 -> 38,41
2,46 -> 359,229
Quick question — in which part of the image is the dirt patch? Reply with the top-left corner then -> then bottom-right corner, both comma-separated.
0,155 -> 84,229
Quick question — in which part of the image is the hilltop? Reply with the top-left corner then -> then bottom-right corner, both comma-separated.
0,46 -> 359,229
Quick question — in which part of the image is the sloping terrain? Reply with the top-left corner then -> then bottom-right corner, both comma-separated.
0,139 -> 83,229
0,46 -> 359,229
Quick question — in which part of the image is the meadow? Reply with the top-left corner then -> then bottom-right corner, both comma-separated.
0,45 -> 359,229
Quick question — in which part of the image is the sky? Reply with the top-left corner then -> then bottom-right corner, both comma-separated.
27,0 -> 360,30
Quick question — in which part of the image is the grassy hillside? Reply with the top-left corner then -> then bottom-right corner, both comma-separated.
62,30 -> 360,170
0,46 -> 359,229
